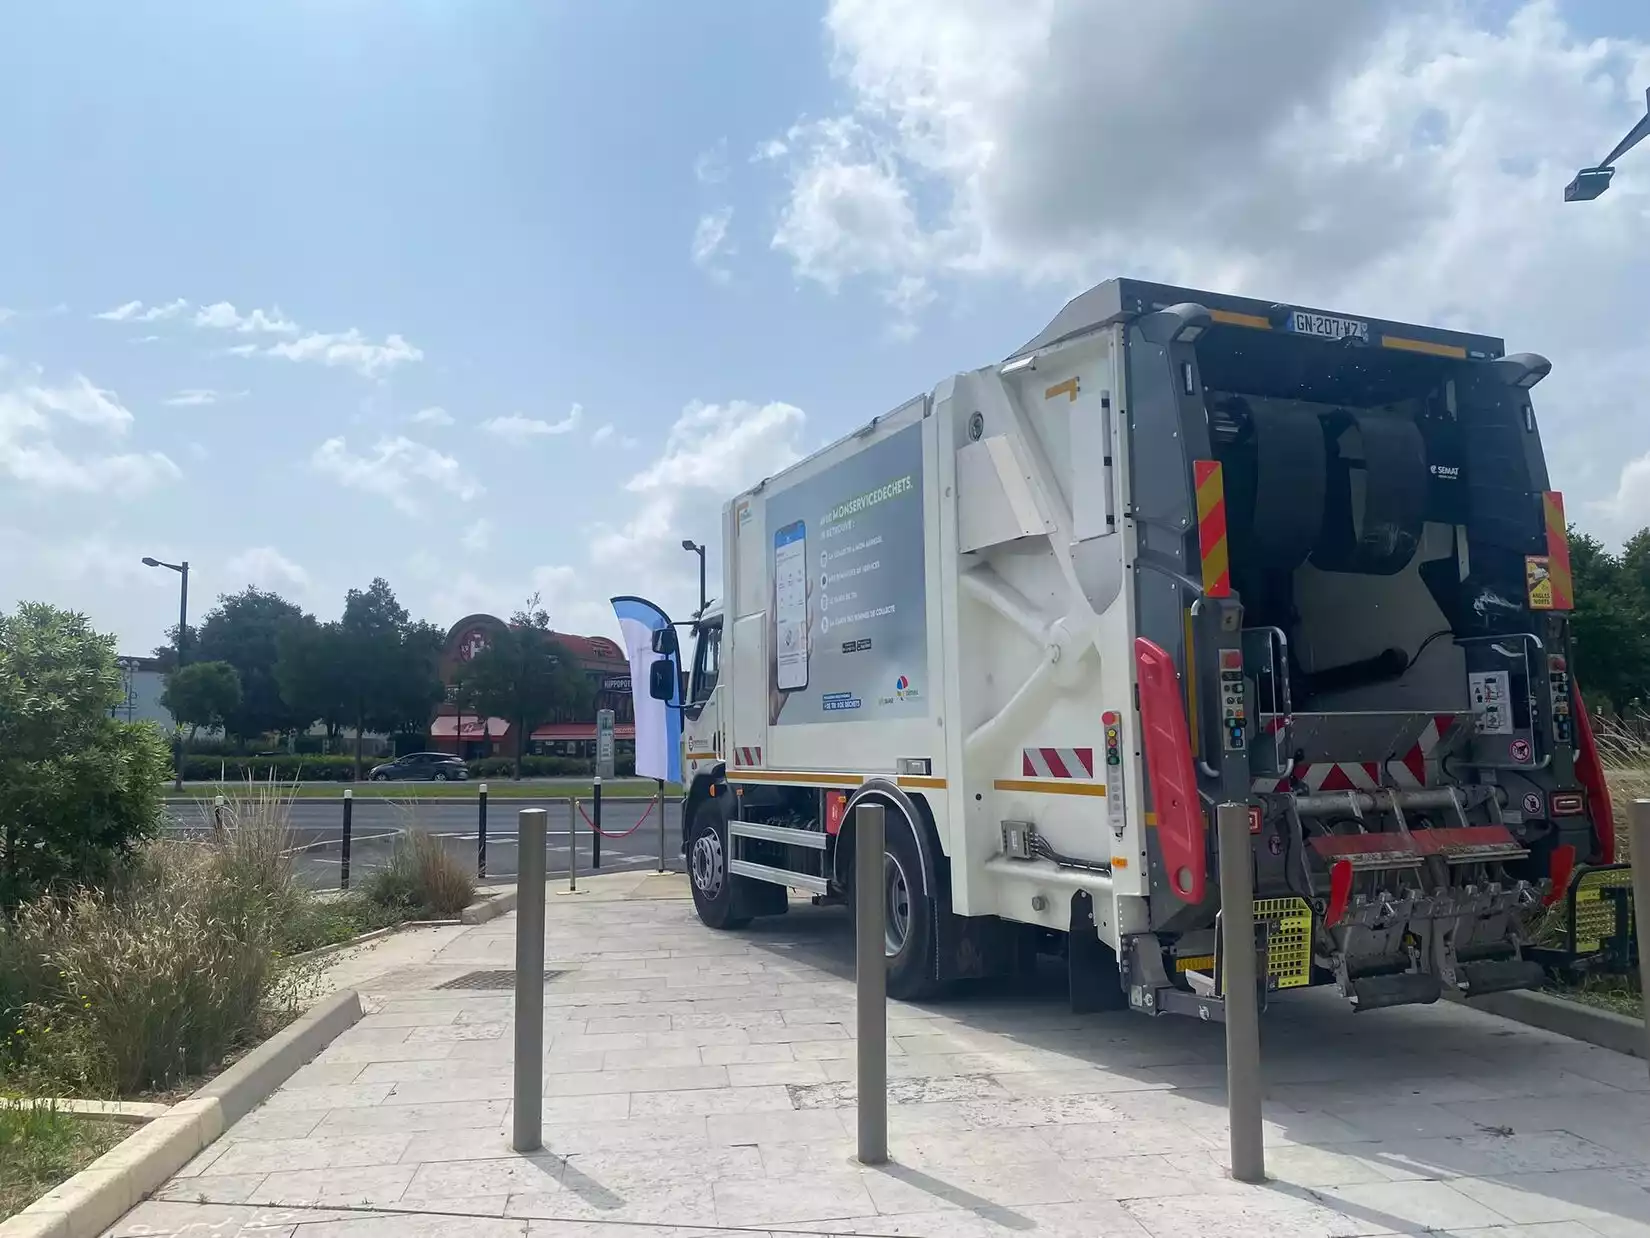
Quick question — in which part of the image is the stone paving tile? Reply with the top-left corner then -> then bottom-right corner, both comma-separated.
712,1169 -> 877,1227
313,1098 -> 510,1136
260,1083 -> 396,1112
246,1164 -> 418,1209
210,1133 -> 414,1176
1448,1165 -> 1650,1225
290,1216 -> 527,1237
155,1171 -> 270,1204
102,1202 -> 359,1236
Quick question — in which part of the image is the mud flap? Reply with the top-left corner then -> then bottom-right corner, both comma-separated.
1068,891 -> 1126,1013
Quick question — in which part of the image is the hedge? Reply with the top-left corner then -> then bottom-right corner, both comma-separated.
466,755 -> 637,779
180,754 -> 360,783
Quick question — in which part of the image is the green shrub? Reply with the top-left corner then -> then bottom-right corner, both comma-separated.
466,755 -> 592,779
366,832 -> 475,919
0,604 -> 172,909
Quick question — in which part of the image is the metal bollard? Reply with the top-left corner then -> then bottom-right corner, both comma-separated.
478,783 -> 489,880
855,802 -> 888,1165
341,789 -> 353,891
1217,800 -> 1266,1184
567,796 -> 579,893
656,778 -> 666,873
1632,800 -> 1649,1077
512,808 -> 547,1152
592,776 -> 603,871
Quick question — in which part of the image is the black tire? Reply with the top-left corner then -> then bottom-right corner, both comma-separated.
687,799 -> 750,931
434,772 -> 449,782
856,805 -> 942,1002
373,773 -> 389,782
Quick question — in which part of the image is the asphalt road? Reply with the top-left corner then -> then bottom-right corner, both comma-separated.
163,795 -> 685,891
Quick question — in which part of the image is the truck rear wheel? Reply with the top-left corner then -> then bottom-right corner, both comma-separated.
855,805 -> 941,1002
688,800 -> 750,931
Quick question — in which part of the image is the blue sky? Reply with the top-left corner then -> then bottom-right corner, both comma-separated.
4,1 -> 1650,653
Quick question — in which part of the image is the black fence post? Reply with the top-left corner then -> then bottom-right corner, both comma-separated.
478,782 -> 489,880
592,776 -> 603,871
341,788 -> 353,890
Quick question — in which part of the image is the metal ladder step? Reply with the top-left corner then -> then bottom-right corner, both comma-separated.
728,819 -> 829,895
729,858 -> 828,895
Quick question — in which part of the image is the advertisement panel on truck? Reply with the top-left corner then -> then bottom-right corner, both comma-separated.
764,422 -> 928,726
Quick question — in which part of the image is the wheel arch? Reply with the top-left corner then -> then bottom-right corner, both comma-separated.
681,765 -> 727,853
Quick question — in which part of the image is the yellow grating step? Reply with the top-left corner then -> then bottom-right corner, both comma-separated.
1571,867 -> 1635,953
1255,896 -> 1314,990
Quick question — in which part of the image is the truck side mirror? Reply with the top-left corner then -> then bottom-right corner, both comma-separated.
648,658 -> 676,702
651,628 -> 679,657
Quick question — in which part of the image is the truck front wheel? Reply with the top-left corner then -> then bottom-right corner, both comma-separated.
687,801 -> 750,931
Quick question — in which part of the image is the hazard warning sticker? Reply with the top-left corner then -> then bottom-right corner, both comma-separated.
1510,737 -> 1532,764
1523,791 -> 1543,816
1526,555 -> 1554,610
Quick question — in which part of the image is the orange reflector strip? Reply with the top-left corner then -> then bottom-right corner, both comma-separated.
1543,491 -> 1573,611
1193,459 -> 1230,598
1210,309 -> 1271,330
1380,334 -> 1468,359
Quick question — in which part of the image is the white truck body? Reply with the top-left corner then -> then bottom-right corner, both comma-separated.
656,277 -> 1611,1017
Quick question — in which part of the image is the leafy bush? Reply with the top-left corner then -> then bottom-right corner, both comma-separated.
366,831 -> 475,919
0,603 -> 171,909
180,754 -> 358,782
466,755 -> 591,779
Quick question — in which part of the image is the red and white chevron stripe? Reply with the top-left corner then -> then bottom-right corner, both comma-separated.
1252,714 -> 1455,794
734,746 -> 763,767
1021,747 -> 1095,779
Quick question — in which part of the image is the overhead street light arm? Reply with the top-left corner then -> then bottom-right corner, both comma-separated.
1600,87 -> 1650,169
1567,86 -> 1650,202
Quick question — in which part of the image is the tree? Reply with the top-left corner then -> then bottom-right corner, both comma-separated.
453,594 -> 591,779
1568,526 -> 1650,713
0,602 -> 171,907
161,660 -> 243,743
194,589 -> 313,742
149,622 -> 199,673
287,579 -> 446,777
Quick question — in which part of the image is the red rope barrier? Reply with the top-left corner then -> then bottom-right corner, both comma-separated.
578,795 -> 657,839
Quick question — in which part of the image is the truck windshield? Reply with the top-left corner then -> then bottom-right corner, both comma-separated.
1192,327 -> 1546,718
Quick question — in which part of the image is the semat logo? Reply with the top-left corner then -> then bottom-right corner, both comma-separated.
1430,464 -> 1460,480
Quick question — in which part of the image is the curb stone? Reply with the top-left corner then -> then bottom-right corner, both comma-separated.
0,990 -> 363,1238
1470,988 -> 1646,1060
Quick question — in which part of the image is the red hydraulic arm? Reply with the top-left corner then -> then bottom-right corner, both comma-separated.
1135,636 -> 1207,904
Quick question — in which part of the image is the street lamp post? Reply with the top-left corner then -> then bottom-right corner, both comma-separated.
1566,86 -> 1650,202
681,539 -> 707,616
143,556 -> 190,791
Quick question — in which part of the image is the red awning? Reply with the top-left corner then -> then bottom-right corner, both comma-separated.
530,722 -> 636,741
429,716 -> 511,738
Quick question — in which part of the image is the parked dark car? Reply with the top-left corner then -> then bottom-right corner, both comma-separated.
368,752 -> 470,782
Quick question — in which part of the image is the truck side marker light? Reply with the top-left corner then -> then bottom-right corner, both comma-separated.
1544,844 -> 1576,908
1325,860 -> 1354,928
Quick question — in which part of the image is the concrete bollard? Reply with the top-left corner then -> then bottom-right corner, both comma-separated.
855,802 -> 888,1165
1217,800 -> 1265,1184
1632,799 -> 1649,1079
512,807 -> 547,1152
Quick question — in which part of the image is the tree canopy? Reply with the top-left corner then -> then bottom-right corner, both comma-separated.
193,588 -> 313,740
453,595 -> 592,778
161,660 -> 243,741
1568,526 -> 1650,714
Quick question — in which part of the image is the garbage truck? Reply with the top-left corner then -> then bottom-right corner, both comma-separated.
641,277 -> 1617,1019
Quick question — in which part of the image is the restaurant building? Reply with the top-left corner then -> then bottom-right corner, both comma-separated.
427,613 -> 635,762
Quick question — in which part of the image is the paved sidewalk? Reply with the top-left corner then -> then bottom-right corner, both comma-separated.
113,871 -> 1650,1237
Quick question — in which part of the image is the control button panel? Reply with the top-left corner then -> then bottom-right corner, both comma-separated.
1219,648 -> 1246,751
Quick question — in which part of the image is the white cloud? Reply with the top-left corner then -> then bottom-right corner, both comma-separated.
164,388 -> 246,407
460,518 -> 493,552
1594,451 -> 1650,532
0,370 -> 180,495
482,404 -> 583,442
694,138 -> 729,185
762,0 -> 1650,529
194,301 -> 299,335
225,546 -> 310,590
95,298 -> 189,323
591,424 -> 639,449
589,399 -> 807,619
412,405 -> 454,427
691,208 -> 736,283
266,330 -> 423,378
310,435 -> 481,515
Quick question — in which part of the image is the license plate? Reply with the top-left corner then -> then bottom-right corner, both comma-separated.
1288,310 -> 1369,342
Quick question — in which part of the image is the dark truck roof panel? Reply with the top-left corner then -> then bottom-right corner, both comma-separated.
1010,278 -> 1506,364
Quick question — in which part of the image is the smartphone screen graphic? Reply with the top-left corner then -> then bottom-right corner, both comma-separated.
774,520 -> 808,692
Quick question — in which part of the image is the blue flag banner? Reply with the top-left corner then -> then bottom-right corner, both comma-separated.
610,595 -> 682,785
